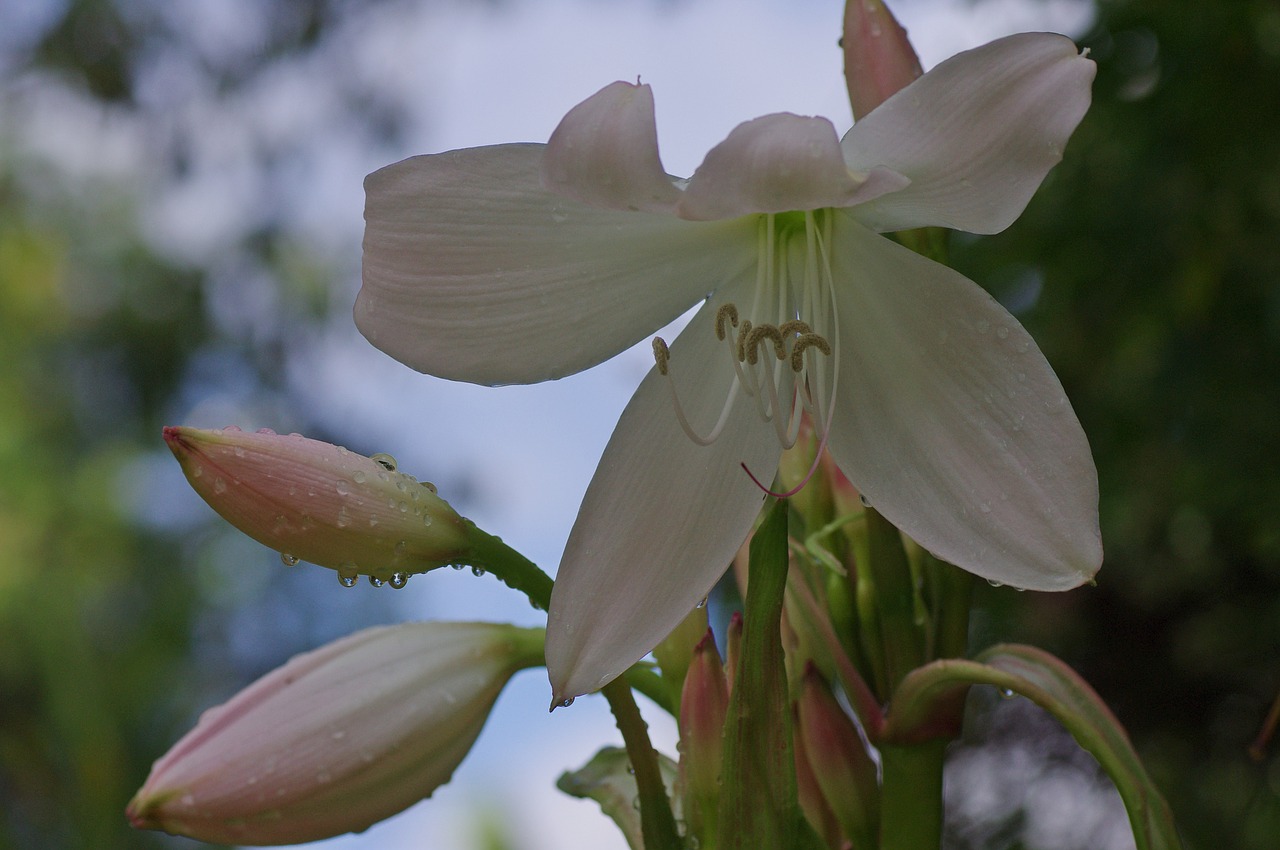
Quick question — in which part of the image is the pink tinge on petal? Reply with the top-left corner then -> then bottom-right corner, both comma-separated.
678,114 -> 880,221
542,81 -> 682,214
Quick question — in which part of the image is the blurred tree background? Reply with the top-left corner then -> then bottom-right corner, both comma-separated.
0,1 -> 1276,849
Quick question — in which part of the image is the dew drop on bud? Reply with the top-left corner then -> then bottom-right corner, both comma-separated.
213,477 -> 227,495
257,427 -> 276,435
280,552 -> 300,567
559,697 -> 575,708
999,687 -> 1016,699
471,566 -> 486,577
859,493 -> 872,507
353,470 -> 367,484
422,481 -> 438,494
368,575 -> 384,588
371,452 -> 398,472
223,425 -> 242,432
389,572 -> 409,589
451,564 -> 466,571
335,480 -> 351,496
338,574 -> 358,588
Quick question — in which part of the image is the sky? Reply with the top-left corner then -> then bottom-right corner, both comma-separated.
6,0 -> 1104,847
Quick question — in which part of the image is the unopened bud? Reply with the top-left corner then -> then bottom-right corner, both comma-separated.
127,621 -> 543,845
679,628 -> 728,846
843,0 -> 923,120
795,663 -> 880,848
164,426 -> 470,582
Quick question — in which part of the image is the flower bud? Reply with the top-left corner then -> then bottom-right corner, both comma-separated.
164,426 -> 471,583
678,628 -> 728,847
843,0 -> 923,120
794,663 -> 880,849
128,621 -> 543,845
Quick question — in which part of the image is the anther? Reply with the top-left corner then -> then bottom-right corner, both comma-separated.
715,304 -> 740,341
736,319 -> 753,362
652,337 -> 671,376
778,319 -> 813,338
790,333 -> 832,372
744,324 -> 786,365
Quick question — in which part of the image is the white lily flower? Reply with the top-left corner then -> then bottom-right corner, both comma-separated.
358,33 -> 1101,701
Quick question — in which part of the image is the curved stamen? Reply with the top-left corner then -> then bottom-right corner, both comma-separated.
791,333 -> 832,373
715,304 -> 739,341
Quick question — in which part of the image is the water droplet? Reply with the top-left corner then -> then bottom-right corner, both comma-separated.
390,572 -> 409,589
398,501 -> 409,513
859,493 -> 872,507
288,432 -> 304,438
368,517 -> 379,528
233,446 -> 246,458
394,540 -> 408,557
336,480 -> 351,496
999,687 -> 1016,699
996,326 -> 1010,339
422,481 -> 438,494
451,564 -> 466,571
336,507 -> 352,528
223,425 -> 242,432
338,566 -> 358,588
257,427 -> 276,435
471,566 -> 486,577
353,470 -> 367,484
371,453 -> 398,472
368,575 -> 384,587
191,466 -> 204,478
695,596 -> 708,609
632,795 -> 642,811
422,514 -> 432,527
626,764 -> 636,775
987,579 -> 1003,588
559,696 -> 575,708
213,477 -> 227,494
280,552 -> 300,567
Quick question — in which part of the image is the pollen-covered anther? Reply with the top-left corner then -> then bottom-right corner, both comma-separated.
791,333 -> 832,372
715,304 -> 740,341
652,337 -> 671,376
743,323 -> 787,365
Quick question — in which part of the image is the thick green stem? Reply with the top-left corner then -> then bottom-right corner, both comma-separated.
602,678 -> 683,850
462,522 -> 554,612
879,740 -> 948,850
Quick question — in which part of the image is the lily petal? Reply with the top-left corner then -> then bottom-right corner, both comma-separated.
680,113 -> 908,221
359,144 -> 754,385
824,214 -> 1101,590
842,32 -> 1094,234
546,287 -> 781,700
543,81 -> 683,214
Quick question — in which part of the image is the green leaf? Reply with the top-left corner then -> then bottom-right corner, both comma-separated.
886,643 -> 1182,850
557,746 -> 681,850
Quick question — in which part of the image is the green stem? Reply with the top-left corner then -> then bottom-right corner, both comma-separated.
879,740 -> 948,850
602,678 -> 683,850
624,666 -> 677,717
462,522 -> 554,612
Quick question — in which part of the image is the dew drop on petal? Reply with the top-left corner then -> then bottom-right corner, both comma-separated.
353,469 -> 367,484
223,425 -> 242,432
696,596 -> 708,609
996,326 -> 1009,339
336,480 -> 351,496
986,579 -> 1003,588
280,552 -> 300,567
560,697 -> 575,708
257,427 -> 276,435
422,481 -> 438,494
859,493 -> 872,507
213,477 -> 227,494
371,453 -> 398,472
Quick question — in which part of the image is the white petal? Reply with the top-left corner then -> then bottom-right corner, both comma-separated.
546,286 -> 781,700
542,81 -> 683,214
842,32 -> 1095,234
680,113 -> 907,221
358,144 -> 755,385
824,215 -> 1100,590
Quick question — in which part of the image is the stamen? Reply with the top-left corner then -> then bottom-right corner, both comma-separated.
735,319 -> 752,363
652,337 -> 671,376
715,304 -> 739,340
791,333 -> 832,373
743,324 -> 786,365
778,319 -> 813,337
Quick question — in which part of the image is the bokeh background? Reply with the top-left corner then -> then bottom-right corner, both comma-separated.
1,0 -> 1276,848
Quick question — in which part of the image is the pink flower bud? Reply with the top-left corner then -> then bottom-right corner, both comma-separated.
128,621 -> 543,845
679,628 -> 729,846
164,426 -> 470,584
843,0 -> 923,120
795,663 -> 880,848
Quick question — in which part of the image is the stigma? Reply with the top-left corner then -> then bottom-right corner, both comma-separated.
654,210 -> 840,456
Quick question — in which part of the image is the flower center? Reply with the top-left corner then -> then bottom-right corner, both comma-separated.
653,210 -> 840,460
